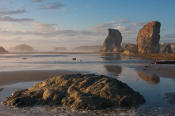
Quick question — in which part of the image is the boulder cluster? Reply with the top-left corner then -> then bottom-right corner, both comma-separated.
3,74 -> 145,110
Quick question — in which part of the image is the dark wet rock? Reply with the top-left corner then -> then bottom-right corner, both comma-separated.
101,29 -> 122,53
3,74 -> 145,110
0,88 -> 3,92
137,21 -> 161,54
162,44 -> 173,54
164,92 -> 175,104
104,65 -> 122,76
137,72 -> 160,85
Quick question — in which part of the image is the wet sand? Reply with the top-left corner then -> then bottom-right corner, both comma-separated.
135,63 -> 175,79
0,70 -> 78,86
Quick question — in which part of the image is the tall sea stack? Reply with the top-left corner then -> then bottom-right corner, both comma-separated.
137,21 -> 161,54
101,29 -> 122,52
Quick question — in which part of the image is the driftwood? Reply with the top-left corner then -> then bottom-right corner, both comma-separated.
155,60 -> 175,64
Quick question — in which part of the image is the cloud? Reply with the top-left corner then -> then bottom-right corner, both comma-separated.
0,16 -> 34,22
91,21 -> 116,32
40,2 -> 64,10
119,18 -> 128,23
131,22 -> 145,27
0,9 -> 26,16
32,0 -> 44,2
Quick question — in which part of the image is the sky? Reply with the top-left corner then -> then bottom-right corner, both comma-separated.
0,0 -> 175,51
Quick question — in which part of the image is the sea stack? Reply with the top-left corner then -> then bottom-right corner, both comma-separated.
101,29 -> 122,52
137,21 -> 161,54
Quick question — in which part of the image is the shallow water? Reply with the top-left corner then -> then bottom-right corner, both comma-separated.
0,53 -> 175,115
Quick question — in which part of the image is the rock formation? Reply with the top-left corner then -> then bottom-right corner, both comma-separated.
101,29 -> 122,52
121,43 -> 138,55
0,46 -> 8,53
3,73 -> 145,110
162,44 -> 173,54
11,44 -> 35,52
137,21 -> 161,54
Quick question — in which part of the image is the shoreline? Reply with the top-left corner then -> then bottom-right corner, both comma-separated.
0,70 -> 83,86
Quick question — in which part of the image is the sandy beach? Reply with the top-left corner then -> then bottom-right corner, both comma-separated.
0,70 -> 77,86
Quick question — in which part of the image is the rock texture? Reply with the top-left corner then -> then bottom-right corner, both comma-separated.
121,43 -> 138,55
101,29 -> 122,52
0,46 -> 8,53
137,21 -> 161,54
3,74 -> 145,110
162,44 -> 173,54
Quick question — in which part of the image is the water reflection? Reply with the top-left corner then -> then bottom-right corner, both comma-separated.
101,53 -> 122,77
104,65 -> 122,76
101,53 -> 121,60
164,92 -> 175,104
137,72 -> 160,85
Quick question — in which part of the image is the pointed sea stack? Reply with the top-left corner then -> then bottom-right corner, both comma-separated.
101,29 -> 122,52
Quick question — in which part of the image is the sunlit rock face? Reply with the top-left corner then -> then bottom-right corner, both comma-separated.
101,29 -> 122,53
0,46 -> 8,53
137,21 -> 161,54
3,74 -> 145,110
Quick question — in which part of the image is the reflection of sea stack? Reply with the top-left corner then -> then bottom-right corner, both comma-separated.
137,72 -> 160,85
105,65 -> 122,76
0,46 -> 8,53
137,21 -> 161,54
11,44 -> 35,52
101,29 -> 122,52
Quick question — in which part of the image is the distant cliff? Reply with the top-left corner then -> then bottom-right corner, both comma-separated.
72,45 -> 101,52
0,46 -> 8,54
54,47 -> 67,52
10,44 -> 35,52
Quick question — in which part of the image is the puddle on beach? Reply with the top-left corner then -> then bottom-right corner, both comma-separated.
0,53 -> 175,115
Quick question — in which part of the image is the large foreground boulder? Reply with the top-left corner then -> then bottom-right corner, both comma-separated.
137,21 -> 161,54
3,74 -> 145,110
101,29 -> 122,52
